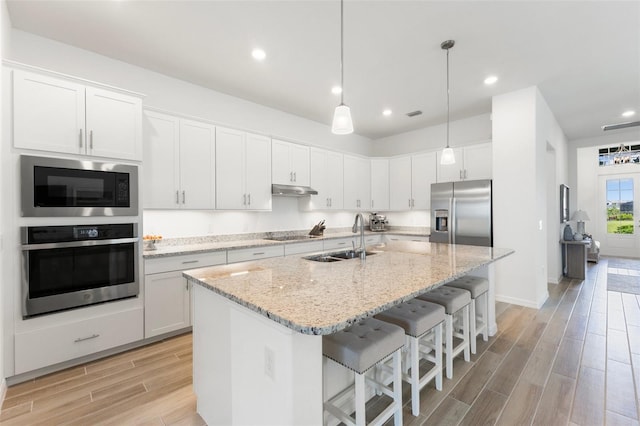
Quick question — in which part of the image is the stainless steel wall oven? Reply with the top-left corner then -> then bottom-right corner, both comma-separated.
21,155 -> 138,217
21,223 -> 139,317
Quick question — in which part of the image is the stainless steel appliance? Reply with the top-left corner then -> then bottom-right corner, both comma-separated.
430,179 -> 492,246
369,213 -> 388,232
21,155 -> 138,217
21,223 -> 139,317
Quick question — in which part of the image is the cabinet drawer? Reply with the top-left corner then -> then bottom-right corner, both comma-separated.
385,235 -> 429,243
227,245 -> 284,264
145,251 -> 227,274
364,235 -> 382,245
323,237 -> 354,251
284,240 -> 323,256
15,307 -> 143,374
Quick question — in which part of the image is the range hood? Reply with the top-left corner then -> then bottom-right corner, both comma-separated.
271,184 -> 318,197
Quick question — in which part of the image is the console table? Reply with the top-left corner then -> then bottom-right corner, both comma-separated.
561,240 -> 590,280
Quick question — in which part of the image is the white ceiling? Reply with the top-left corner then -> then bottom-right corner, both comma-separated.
6,1 -> 640,141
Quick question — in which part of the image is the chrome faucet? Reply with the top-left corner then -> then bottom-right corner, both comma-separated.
352,213 -> 366,260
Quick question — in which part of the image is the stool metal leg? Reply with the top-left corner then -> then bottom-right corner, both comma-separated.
410,335 -> 419,416
469,298 -> 477,354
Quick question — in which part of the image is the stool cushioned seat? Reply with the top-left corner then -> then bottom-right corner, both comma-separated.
444,276 -> 489,298
417,286 -> 471,314
323,318 -> 405,374
375,299 -> 445,337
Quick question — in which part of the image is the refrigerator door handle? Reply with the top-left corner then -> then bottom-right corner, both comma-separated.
450,196 -> 455,244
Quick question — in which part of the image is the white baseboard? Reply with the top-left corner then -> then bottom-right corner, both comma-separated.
495,294 -> 546,309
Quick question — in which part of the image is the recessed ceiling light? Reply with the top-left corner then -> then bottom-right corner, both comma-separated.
484,75 -> 498,85
331,86 -> 342,95
383,109 -> 392,116
622,110 -> 636,118
251,48 -> 266,61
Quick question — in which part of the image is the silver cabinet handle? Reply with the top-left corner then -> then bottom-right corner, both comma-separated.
290,172 -> 293,182
248,193 -> 251,206
182,190 -> 186,204
74,334 -> 100,343
464,169 -> 468,179
412,199 -> 415,208
243,194 -> 247,205
176,190 -> 180,204
79,129 -> 84,148
338,242 -> 346,245
329,198 -> 332,207
253,252 -> 265,256
326,198 -> 329,207
182,260 -> 199,264
294,172 -> 296,182
460,169 -> 463,180
89,130 -> 94,149
409,199 -> 411,208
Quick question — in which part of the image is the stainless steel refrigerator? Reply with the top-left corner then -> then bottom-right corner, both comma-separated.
430,179 -> 492,247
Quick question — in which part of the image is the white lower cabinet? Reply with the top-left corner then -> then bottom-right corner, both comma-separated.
284,240 -> 323,256
14,307 -> 143,374
323,237 -> 354,251
227,245 -> 284,264
144,251 -> 226,338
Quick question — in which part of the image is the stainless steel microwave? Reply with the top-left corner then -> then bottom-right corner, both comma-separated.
21,155 -> 138,217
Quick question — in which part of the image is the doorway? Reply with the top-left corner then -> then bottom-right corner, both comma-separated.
597,173 -> 640,257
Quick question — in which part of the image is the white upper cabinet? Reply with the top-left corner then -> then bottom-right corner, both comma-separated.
343,155 -> 371,211
370,158 -> 390,211
389,156 -> 412,211
216,127 -> 271,210
437,143 -> 492,182
13,70 -> 142,160
389,152 -> 436,210
272,139 -> 310,186
411,151 -> 437,210
143,111 -> 215,209
308,148 -> 344,210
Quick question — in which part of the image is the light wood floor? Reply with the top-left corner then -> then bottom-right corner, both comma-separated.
1,256 -> 639,425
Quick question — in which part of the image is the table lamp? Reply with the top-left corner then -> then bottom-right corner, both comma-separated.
571,210 -> 590,235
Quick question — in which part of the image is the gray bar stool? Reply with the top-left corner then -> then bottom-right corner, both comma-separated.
375,298 -> 445,416
323,317 -> 405,426
417,286 -> 471,379
444,275 -> 489,354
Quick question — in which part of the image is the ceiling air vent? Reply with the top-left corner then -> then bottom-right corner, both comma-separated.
406,110 -> 422,118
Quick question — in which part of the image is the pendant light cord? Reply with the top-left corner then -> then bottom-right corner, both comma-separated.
446,46 -> 450,149
340,0 -> 344,106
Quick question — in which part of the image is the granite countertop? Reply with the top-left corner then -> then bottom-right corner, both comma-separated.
183,241 -> 514,335
143,229 -> 429,259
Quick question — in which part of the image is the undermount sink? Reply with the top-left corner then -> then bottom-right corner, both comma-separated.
303,250 -> 377,263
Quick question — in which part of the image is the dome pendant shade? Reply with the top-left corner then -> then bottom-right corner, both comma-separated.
440,147 -> 456,165
332,104 -> 354,134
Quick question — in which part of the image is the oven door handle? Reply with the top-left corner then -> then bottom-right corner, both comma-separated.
21,238 -> 139,251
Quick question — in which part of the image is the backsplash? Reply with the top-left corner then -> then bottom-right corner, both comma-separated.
143,197 -> 430,238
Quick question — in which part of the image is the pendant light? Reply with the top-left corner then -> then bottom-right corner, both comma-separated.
440,40 -> 456,165
331,0 -> 353,134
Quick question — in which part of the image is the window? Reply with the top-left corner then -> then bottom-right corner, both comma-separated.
606,178 -> 634,234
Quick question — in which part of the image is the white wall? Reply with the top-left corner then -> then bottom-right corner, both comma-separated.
492,86 -> 568,309
0,0 -> 10,395
370,113 -> 491,157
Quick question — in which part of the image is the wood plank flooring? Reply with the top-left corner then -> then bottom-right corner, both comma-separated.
1,256 -> 639,425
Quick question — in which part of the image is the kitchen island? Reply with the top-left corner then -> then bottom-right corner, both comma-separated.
183,241 -> 513,425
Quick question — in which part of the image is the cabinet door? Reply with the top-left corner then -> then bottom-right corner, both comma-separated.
437,147 -> 464,182
85,87 -> 142,160
389,156 -> 412,210
245,133 -> 272,210
343,155 -> 359,210
308,148 -> 329,210
180,119 -> 216,209
271,139 -> 293,185
463,143 -> 492,180
143,111 -> 180,209
412,152 -> 437,209
358,158 -> 371,211
144,271 -> 190,338
370,158 -> 390,211
13,70 -> 86,155
216,127 -> 246,209
289,143 -> 310,186
326,151 -> 344,210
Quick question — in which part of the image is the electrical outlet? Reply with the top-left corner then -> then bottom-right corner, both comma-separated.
264,347 -> 275,379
